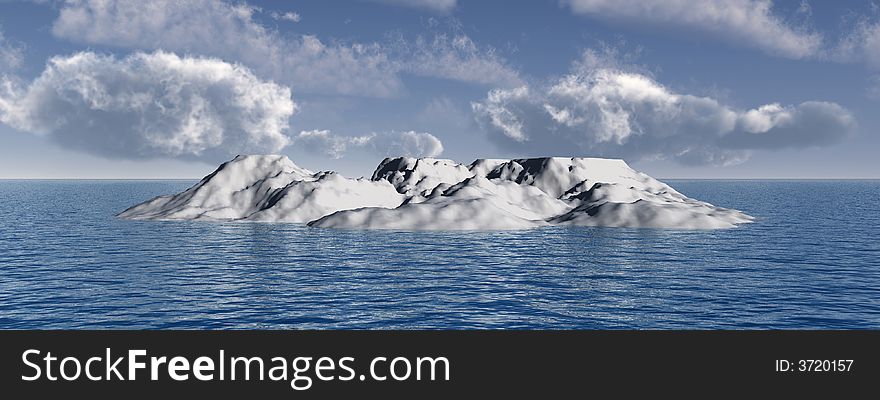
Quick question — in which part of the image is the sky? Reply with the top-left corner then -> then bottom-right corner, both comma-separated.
0,0 -> 878,179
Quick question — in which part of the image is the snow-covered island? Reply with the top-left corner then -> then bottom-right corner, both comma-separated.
118,155 -> 753,230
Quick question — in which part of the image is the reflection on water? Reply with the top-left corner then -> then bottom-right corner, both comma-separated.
0,179 -> 878,329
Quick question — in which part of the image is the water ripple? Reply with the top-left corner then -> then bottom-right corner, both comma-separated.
0,179 -> 878,329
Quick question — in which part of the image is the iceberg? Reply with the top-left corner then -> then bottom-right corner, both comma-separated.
119,155 -> 753,230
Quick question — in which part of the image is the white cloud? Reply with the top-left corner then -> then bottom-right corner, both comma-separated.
822,15 -> 880,95
52,0 -> 403,97
0,51 -> 296,161
270,11 -> 301,23
473,53 -> 855,165
401,33 -> 523,87
473,86 -> 530,142
723,101 -> 855,150
295,130 -> 443,159
50,0 -> 516,96
832,17 -> 880,69
561,0 -> 822,59
368,130 -> 444,157
364,0 -> 457,14
738,103 -> 793,133
0,28 -> 23,74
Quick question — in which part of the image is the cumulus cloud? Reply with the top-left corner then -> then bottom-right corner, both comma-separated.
363,0 -> 457,14
52,0 -> 402,97
472,53 -> 855,165
722,101 -> 855,150
295,130 -> 443,159
0,51 -> 296,161
50,0 -> 516,96
367,130 -> 445,157
560,0 -> 822,59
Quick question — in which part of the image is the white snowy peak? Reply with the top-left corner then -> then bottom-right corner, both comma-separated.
119,154 -> 401,222
371,157 -> 473,196
120,155 -> 753,230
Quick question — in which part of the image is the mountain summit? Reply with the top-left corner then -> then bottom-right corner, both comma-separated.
119,155 -> 753,229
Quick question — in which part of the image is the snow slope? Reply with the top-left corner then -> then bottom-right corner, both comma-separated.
120,155 -> 753,230
118,155 -> 403,222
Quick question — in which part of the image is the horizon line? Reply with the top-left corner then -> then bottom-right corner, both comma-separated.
1,177 -> 879,181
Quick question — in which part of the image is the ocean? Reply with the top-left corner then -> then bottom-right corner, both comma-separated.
0,180 -> 878,329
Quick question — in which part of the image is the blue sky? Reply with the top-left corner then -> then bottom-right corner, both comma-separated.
0,0 -> 878,178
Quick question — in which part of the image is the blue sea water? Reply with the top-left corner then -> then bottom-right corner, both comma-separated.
0,180 -> 878,329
